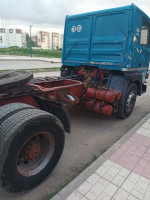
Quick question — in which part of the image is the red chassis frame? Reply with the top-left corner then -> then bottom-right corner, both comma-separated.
0,79 -> 84,108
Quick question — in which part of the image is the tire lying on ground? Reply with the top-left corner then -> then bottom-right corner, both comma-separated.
0,103 -> 35,124
0,108 -> 65,192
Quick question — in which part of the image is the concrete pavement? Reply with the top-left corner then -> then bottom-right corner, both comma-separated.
0,55 -> 62,70
52,113 -> 150,200
0,55 -> 61,63
0,60 -> 61,70
33,71 -> 60,77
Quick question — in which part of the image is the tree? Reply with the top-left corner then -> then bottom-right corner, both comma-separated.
26,33 -> 30,47
26,33 -> 37,48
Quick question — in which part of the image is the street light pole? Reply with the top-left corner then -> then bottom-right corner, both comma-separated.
30,25 -> 33,58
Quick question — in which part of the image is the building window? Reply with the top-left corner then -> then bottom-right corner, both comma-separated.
9,29 -> 13,33
42,32 -> 45,36
0,28 -> 5,33
140,18 -> 150,47
0,36 -> 2,43
16,29 -> 22,34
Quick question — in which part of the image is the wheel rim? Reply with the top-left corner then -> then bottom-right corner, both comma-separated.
16,132 -> 55,177
126,91 -> 136,113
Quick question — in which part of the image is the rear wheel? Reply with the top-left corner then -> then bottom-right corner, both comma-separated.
0,103 -> 35,124
117,83 -> 137,119
0,108 -> 65,192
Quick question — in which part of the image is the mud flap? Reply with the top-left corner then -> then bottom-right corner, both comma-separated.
33,95 -> 71,133
107,75 -> 129,104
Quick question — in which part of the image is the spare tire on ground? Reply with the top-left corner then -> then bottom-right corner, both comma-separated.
0,105 -> 65,192
0,70 -> 33,92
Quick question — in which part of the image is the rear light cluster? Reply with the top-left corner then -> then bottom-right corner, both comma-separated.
146,71 -> 149,79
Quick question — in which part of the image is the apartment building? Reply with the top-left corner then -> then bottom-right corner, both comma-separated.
52,32 -> 59,49
0,28 -> 26,48
37,31 -> 63,50
37,31 -> 50,49
59,34 -> 64,49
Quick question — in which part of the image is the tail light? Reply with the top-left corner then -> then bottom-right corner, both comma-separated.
146,71 -> 149,79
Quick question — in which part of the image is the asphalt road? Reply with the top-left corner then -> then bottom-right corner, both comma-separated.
0,60 -> 61,70
34,71 -> 60,77
0,71 -> 150,200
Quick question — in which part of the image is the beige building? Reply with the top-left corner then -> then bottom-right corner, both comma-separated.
52,32 -> 59,49
37,31 -> 51,49
0,28 -> 26,48
37,31 -> 63,50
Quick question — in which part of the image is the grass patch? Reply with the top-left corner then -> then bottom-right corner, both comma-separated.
0,46 -> 62,58
43,154 -> 99,200
23,67 -> 60,73
0,67 -> 60,73
43,175 -> 76,200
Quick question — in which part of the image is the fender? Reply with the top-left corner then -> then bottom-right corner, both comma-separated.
32,95 -> 71,133
107,74 -> 129,105
107,72 -> 144,104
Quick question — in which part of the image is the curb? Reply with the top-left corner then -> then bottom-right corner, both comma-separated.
52,113 -> 150,200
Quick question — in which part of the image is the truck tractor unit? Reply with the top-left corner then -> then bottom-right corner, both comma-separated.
0,4 -> 149,192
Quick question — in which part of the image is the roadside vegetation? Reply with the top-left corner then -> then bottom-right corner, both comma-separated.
0,67 -> 60,73
0,46 -> 62,58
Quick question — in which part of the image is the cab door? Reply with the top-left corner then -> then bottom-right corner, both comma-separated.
132,13 -> 150,83
139,18 -> 150,70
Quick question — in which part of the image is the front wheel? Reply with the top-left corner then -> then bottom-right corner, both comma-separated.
0,108 -> 65,192
117,83 -> 137,119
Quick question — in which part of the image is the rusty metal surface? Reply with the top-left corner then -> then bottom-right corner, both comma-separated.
0,74 -> 84,108
0,67 -> 122,116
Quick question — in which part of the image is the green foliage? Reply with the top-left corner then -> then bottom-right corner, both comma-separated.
0,46 -> 62,58
26,33 -> 30,45
26,33 -> 37,47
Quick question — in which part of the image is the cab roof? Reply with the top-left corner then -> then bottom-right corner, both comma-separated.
66,4 -> 149,22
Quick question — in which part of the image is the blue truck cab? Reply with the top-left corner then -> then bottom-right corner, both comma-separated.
61,4 -> 150,118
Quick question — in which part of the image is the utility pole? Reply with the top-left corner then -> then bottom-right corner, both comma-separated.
30,25 -> 33,58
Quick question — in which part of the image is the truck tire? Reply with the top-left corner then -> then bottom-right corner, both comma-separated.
0,108 -> 65,192
117,83 -> 137,119
0,103 -> 35,124
0,70 -> 33,92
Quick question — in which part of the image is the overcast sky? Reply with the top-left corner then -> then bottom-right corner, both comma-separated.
0,0 -> 150,34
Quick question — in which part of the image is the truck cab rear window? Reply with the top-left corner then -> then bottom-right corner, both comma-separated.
140,18 -> 150,47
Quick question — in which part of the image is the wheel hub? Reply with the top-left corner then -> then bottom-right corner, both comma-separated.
27,143 -> 41,160
16,132 -> 55,177
20,137 -> 42,161
126,91 -> 135,111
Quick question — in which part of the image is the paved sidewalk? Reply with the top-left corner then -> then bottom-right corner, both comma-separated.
52,113 -> 150,200
0,55 -> 61,63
